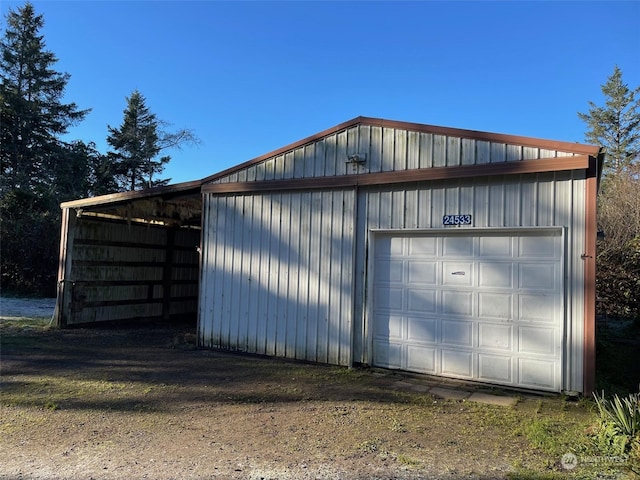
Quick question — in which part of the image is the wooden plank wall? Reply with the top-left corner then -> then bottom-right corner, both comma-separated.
65,217 -> 200,325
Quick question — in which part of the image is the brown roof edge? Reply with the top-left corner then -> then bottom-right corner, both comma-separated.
201,116 -> 602,185
200,116 -> 367,184
60,178 -> 204,209
359,117 -> 602,156
62,118 -> 604,209
596,147 -> 606,186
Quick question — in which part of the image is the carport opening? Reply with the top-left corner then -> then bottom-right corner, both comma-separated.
55,190 -> 202,332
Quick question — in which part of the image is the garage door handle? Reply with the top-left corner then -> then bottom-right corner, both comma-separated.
451,271 -> 466,276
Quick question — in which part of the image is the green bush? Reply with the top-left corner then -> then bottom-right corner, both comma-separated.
593,390 -> 640,457
0,190 -> 60,297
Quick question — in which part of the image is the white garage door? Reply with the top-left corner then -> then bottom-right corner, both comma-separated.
371,230 -> 564,392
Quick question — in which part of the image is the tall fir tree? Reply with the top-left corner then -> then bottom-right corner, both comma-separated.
578,65 -> 640,176
107,90 -> 170,191
0,1 -> 89,195
0,2 -> 92,295
579,66 -> 640,320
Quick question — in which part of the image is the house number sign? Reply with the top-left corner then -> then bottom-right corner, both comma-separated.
442,214 -> 472,225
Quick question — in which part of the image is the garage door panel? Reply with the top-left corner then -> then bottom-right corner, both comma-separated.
478,263 -> 513,288
478,323 -> 512,351
375,340 -> 402,369
375,259 -> 404,283
519,326 -> 556,355
443,236 -> 473,257
408,261 -> 437,284
441,350 -> 473,378
408,237 -> 437,255
377,236 -> 404,256
478,292 -> 513,319
519,294 -> 558,323
519,235 -> 560,259
519,263 -> 558,291
408,288 -> 437,313
372,231 -> 563,392
374,313 -> 403,339
441,319 -> 473,347
442,291 -> 473,316
443,262 -> 473,286
479,236 -> 513,258
478,354 -> 512,383
519,358 -> 556,390
407,316 -> 437,343
407,345 -> 436,373
374,286 -> 403,310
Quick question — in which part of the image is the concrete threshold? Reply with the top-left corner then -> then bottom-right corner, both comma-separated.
390,378 -> 518,406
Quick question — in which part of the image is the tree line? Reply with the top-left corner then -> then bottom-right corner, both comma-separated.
579,66 -> 640,321
1,3 -> 197,295
1,2 -> 638,321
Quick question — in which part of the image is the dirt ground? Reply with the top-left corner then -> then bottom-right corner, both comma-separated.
0,298 -> 607,480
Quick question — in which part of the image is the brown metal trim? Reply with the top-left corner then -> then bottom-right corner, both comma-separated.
583,169 -> 598,396
60,179 -> 203,209
202,155 -> 591,194
358,117 -> 602,155
59,117 -> 600,211
200,117 -> 367,184
201,116 -> 601,185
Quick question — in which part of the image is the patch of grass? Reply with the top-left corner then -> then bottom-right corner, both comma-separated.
395,453 -> 421,467
0,317 -> 53,349
4,321 -> 637,478
506,469 -> 570,479
389,417 -> 408,433
0,375 -> 145,411
0,317 -> 50,329
357,437 -> 382,454
524,417 -> 577,455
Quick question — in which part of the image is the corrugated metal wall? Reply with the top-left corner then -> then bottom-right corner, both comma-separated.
212,124 -> 576,184
200,122 -> 589,392
62,215 -> 200,326
199,190 -> 355,366
350,171 -> 587,392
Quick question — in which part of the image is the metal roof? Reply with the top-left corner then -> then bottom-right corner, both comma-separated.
60,116 -> 605,225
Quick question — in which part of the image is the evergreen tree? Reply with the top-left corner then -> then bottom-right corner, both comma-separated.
107,90 -> 168,191
0,2 -> 91,296
55,140 -> 115,201
0,2 -> 89,195
578,65 -> 640,176
579,66 -> 640,321
107,90 -> 199,191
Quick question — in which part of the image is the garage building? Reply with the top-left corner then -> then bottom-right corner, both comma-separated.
55,117 -> 603,395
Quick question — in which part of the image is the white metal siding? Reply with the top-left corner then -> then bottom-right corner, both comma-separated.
351,172 -> 587,392
202,122 -> 590,393
199,190 -> 355,366
213,125 -> 578,184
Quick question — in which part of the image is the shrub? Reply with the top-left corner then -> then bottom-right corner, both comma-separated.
592,390 -> 640,457
596,238 -> 640,321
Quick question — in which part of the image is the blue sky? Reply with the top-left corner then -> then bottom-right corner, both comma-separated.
2,1 -> 639,185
